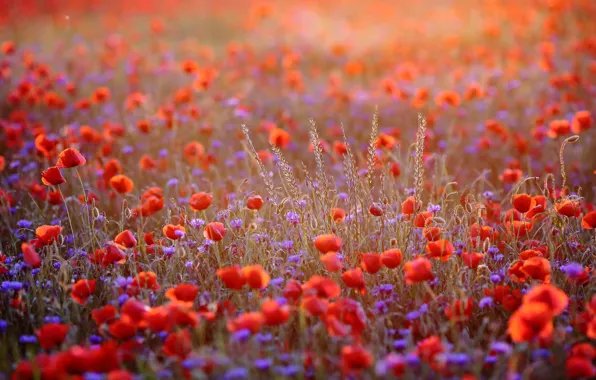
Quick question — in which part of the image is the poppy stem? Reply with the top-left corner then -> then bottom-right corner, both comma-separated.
423,282 -> 437,301
58,187 -> 77,250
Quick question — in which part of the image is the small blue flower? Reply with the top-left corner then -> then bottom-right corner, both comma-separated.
285,211 -> 300,225
44,316 -> 61,324
182,357 -> 205,370
20,335 -> 37,344
479,297 -> 494,308
232,329 -> 251,342
393,339 -> 407,350
405,353 -> 420,366
491,342 -> 511,355
17,219 -> 32,229
189,218 -> 206,229
561,262 -> 584,278
254,358 -> 272,370
224,367 -> 249,380
230,219 -> 243,229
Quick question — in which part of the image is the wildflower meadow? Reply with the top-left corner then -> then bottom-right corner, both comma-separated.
1,0 -> 596,379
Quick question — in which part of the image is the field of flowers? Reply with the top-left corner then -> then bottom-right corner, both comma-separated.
1,0 -> 596,378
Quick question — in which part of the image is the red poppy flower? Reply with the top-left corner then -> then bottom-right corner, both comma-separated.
91,87 -> 110,103
526,195 -> 547,218
414,211 -> 433,228
109,175 -> 134,194
404,258 -> 434,284
425,239 -> 454,262
227,312 -> 264,334
325,298 -> 367,337
92,305 -> 118,326
330,207 -> 346,222
519,249 -> 542,260
547,119 -> 571,138
163,330 -> 192,359
163,224 -> 185,240
100,243 -> 126,267
321,252 -> 342,272
381,249 -> 402,268
461,252 -> 484,269
571,110 -> 593,134
241,264 -> 270,289
22,243 -> 41,268
189,192 -> 212,211
341,268 -> 366,294
556,199 -> 581,218
128,271 -> 160,295
166,284 -> 199,303
301,295 -> 329,317
121,298 -> 149,324
246,195 -> 264,210
511,193 -> 532,213
522,284 -> 568,315
445,297 -> 473,322
261,299 -> 291,326
401,196 -> 421,215
41,166 -> 66,186
499,168 -> 522,183
341,345 -> 373,373
56,148 -> 86,168
423,226 -> 442,241
108,315 -> 137,340
508,302 -> 553,343
204,222 -> 226,241
506,220 -> 533,237
114,230 -> 137,248
35,225 -> 63,246
566,357 -> 596,379
369,203 -> 383,216
37,323 -> 69,350
417,335 -> 444,361
302,275 -> 341,298
581,211 -> 596,229
269,128 -> 290,148
107,370 -> 134,380
361,253 -> 382,274
71,279 -> 96,304
183,141 -> 205,164
1,41 -> 15,55
283,280 -> 303,301
521,257 -> 551,283
314,234 -> 342,254
217,265 -> 247,289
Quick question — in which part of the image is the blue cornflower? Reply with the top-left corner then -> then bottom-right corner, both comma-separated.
393,339 -> 407,350
20,335 -> 37,344
17,219 -> 32,228
375,300 -> 388,314
189,218 -> 206,229
479,297 -> 494,308
254,358 -> 272,370
224,367 -> 249,380
230,219 -> 243,229
561,262 -> 584,278
44,316 -> 61,324
232,329 -> 251,342
286,211 -> 300,225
